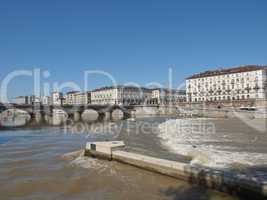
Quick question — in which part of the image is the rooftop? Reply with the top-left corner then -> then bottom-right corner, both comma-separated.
15,96 -> 26,98
186,65 -> 267,79
92,85 -> 152,92
66,91 -> 80,94
152,88 -> 186,94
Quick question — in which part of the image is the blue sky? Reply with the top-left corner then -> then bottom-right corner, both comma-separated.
0,0 -> 267,97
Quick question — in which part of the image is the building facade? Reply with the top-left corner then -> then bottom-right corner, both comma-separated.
14,95 -> 40,105
32,96 -> 40,104
14,96 -> 29,105
51,92 -> 63,105
62,95 -> 67,105
73,92 -> 91,105
64,91 -> 91,105
65,91 -> 79,105
91,86 -> 152,105
41,96 -> 51,105
151,88 -> 186,105
186,65 -> 267,103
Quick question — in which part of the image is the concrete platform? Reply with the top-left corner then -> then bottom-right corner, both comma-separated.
84,141 -> 267,199
85,141 -> 125,160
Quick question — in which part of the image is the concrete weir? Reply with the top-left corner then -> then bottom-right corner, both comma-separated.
85,141 -> 267,199
85,141 -> 125,160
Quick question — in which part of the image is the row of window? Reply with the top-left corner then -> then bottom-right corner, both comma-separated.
190,95 -> 252,102
187,71 -> 263,83
188,89 -> 263,96
188,76 -> 260,84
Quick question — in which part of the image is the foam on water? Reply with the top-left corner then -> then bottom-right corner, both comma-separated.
62,150 -> 116,175
70,156 -> 107,170
158,118 -> 267,169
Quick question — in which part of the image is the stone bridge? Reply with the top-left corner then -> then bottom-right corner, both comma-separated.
0,103 -> 182,126
0,104 -> 137,125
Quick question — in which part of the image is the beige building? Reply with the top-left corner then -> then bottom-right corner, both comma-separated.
65,91 -> 91,105
52,92 -> 63,105
91,86 -> 152,105
151,88 -> 186,105
65,91 -> 79,105
186,65 -> 267,103
14,96 -> 43,105
41,96 -> 51,105
62,95 -> 67,105
73,92 -> 91,105
14,96 -> 29,105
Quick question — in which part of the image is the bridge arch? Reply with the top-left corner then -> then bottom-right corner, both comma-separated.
0,108 -> 31,127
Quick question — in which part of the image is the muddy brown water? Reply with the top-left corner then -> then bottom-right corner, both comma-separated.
1,117 -> 266,200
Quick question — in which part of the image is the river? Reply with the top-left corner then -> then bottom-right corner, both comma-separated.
0,117 -> 266,200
